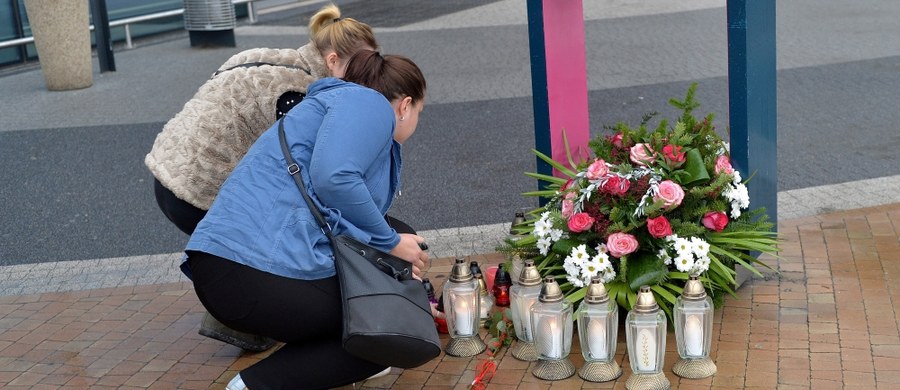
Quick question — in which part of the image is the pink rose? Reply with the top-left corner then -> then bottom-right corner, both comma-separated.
662,144 -> 686,167
561,192 -> 576,218
654,180 -> 685,208
585,159 -> 609,180
606,232 -> 639,258
567,212 -> 595,233
702,211 -> 729,232
601,175 -> 630,196
629,143 -> 655,166
715,155 -> 734,175
646,216 -> 673,238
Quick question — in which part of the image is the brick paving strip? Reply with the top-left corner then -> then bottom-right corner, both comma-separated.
2,203 -> 900,389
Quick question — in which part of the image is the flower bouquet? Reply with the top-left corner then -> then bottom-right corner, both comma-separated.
502,84 -> 779,318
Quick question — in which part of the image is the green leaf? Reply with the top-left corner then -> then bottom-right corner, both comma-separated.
533,149 -> 577,178
649,284 -> 678,305
524,172 -> 569,186
681,148 -> 710,186
550,238 -> 581,256
625,254 -> 669,291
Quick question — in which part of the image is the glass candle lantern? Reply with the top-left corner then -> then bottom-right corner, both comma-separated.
672,275 -> 717,379
576,277 -> 622,382
530,276 -> 575,380
492,266 -> 512,307
509,259 -> 542,361
443,258 -> 486,357
473,272 -> 494,326
624,286 -> 670,390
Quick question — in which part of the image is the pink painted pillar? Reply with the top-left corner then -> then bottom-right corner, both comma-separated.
528,0 -> 591,177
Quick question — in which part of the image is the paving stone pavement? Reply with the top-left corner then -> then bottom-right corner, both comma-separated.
2,203 -> 900,389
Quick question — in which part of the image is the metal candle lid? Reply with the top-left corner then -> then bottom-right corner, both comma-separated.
517,260 -> 542,286
682,274 -> 707,300
584,276 -> 610,304
538,276 -> 564,302
633,285 -> 659,313
450,257 -> 474,282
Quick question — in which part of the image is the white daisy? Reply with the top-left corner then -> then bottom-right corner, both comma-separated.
675,253 -> 695,272
537,237 -> 552,256
673,237 -> 693,256
690,237 -> 710,258
549,228 -> 564,241
658,248 -> 672,265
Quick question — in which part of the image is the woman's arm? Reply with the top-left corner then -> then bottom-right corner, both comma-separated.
308,89 -> 399,250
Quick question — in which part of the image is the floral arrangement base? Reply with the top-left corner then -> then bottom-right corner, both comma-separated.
625,372 -> 670,390
444,336 -> 486,357
510,340 -> 539,361
578,360 -> 623,382
532,358 -> 576,380
673,357 -> 717,379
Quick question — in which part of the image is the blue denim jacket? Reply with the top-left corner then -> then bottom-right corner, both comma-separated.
184,78 -> 402,280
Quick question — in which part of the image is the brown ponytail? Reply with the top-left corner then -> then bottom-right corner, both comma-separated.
308,4 -> 378,60
342,50 -> 426,104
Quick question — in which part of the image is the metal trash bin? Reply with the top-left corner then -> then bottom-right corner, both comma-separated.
183,0 -> 236,47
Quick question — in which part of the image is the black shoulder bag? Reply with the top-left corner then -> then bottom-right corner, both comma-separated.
276,118 -> 441,368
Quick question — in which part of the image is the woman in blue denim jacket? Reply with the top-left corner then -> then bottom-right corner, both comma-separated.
184,51 -> 427,390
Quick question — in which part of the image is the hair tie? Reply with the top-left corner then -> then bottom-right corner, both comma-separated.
332,17 -> 342,24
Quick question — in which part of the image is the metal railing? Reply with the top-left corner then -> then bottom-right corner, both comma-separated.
0,0 -> 256,51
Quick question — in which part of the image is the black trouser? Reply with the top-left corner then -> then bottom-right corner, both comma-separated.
186,219 -> 416,390
188,251 -> 384,389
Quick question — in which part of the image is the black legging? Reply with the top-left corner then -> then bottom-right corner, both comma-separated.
186,219 -> 417,390
153,178 -> 206,235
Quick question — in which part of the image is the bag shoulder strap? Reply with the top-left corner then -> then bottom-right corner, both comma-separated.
213,61 -> 312,78
276,118 -> 334,238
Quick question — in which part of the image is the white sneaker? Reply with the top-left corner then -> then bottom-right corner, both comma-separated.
226,373 -> 247,390
367,367 -> 392,380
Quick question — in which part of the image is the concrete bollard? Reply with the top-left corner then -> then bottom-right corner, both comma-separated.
23,0 -> 93,91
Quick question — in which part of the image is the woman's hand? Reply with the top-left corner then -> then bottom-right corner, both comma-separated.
390,233 -> 429,279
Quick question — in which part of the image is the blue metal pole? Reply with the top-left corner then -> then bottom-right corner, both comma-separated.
526,0 -> 552,186
727,0 -> 777,227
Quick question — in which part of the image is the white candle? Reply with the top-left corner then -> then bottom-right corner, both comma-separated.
587,318 -> 608,360
454,299 -> 473,335
635,328 -> 657,371
539,317 -> 562,358
685,314 -> 703,356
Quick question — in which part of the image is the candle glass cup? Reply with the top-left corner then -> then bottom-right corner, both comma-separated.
443,259 -> 486,357
672,275 -> 717,379
674,298 -> 712,359
530,277 -> 575,380
625,309 -> 667,374
509,282 -> 541,361
575,280 -> 623,383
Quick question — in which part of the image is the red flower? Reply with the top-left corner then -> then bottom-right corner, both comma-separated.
662,144 -> 686,167
646,216 -> 673,238
567,212 -> 595,233
702,211 -> 729,232
609,133 -> 624,148
601,175 -> 630,196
